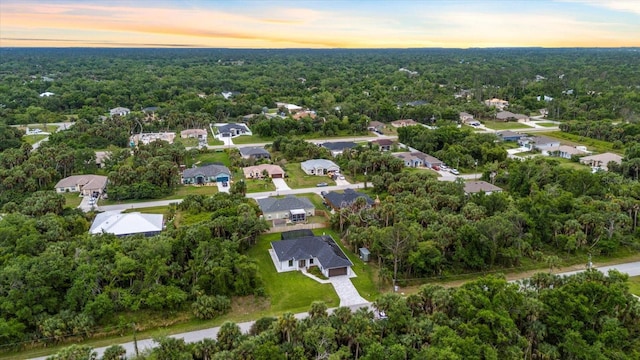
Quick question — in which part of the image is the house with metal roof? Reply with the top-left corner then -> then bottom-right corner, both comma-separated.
257,195 -> 315,223
182,164 -> 231,184
239,146 -> 271,160
270,234 -> 353,277
90,211 -> 163,237
301,159 -> 340,176
324,189 -> 374,210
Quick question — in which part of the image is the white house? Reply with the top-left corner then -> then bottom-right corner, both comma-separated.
271,234 -> 353,277
109,107 -> 130,117
90,211 -> 163,237
301,159 -> 340,176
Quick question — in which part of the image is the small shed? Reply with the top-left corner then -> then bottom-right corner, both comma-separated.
359,248 -> 371,262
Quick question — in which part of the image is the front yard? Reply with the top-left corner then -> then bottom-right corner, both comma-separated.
23,134 -> 48,144
482,120 -> 528,130
190,151 -> 231,167
62,192 -> 82,208
629,276 -> 640,296
230,135 -> 272,145
283,162 -> 336,188
244,178 -> 276,193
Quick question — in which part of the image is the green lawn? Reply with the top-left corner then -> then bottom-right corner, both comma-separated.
174,137 -> 199,147
553,158 -> 591,171
295,193 -> 326,209
244,178 -> 276,193
100,185 -> 217,205
247,232 -> 340,313
192,151 -> 231,167
482,120 -> 528,130
123,206 -> 169,215
62,192 -> 82,208
231,135 -> 272,144
207,137 -> 224,146
23,134 -> 48,144
283,162 -> 336,188
18,124 -> 59,133
629,276 -> 640,296
534,122 -> 559,128
537,131 -> 621,154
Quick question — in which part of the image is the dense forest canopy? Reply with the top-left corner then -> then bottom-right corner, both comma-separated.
1,47 -> 639,126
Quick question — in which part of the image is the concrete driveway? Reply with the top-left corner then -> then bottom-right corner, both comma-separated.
329,275 -> 369,307
272,178 -> 291,191
217,182 -> 230,193
335,177 -> 350,186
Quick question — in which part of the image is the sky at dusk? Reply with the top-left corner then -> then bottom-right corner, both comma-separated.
1,0 -> 639,48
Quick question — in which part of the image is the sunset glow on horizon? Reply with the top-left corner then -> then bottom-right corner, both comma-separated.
1,0 -> 639,49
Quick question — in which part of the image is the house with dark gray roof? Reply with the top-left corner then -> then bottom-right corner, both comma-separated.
215,123 -> 250,137
270,234 -> 353,277
239,146 -> 271,160
320,141 -> 358,156
257,195 -> 315,223
518,136 -> 560,150
182,164 -> 231,184
324,189 -> 374,210
497,131 -> 525,142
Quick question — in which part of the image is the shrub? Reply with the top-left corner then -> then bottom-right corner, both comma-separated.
192,295 -> 231,320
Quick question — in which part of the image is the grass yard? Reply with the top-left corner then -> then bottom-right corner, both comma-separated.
628,276 -> 640,296
538,131 -> 620,154
193,151 -> 231,167
244,178 -> 276,193
62,192 -> 82,208
207,137 -> 224,146
18,124 -> 59,133
23,134 -> 48,144
167,185 -> 218,199
553,158 -> 591,171
295,193 -> 326,209
534,122 -> 560,128
230,135 -> 272,144
501,141 -> 523,149
123,206 -> 169,215
283,162 -> 336,188
247,232 -> 340,313
482,120 -> 529,130
173,137 -> 199,147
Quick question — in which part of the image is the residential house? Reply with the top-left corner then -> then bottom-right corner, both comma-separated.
393,152 -> 424,167
391,119 -> 419,128
181,129 -> 208,140
239,146 -> 271,160
497,131 -> 525,142
321,141 -> 358,156
301,159 -> 340,176
257,195 -> 315,223
292,110 -> 317,120
370,138 -> 395,151
484,98 -> 509,110
454,89 -> 473,99
109,107 -> 130,117
324,189 -> 374,210
545,145 -> 589,159
496,111 -> 529,122
243,164 -> 285,179
90,211 -> 163,237
367,121 -> 386,132
463,181 -> 503,195
414,152 -> 443,169
215,123 -> 250,137
182,164 -> 231,184
518,136 -> 561,150
459,112 -> 475,124
270,234 -> 353,277
55,175 -> 108,197
275,102 -> 303,113
579,153 -> 623,171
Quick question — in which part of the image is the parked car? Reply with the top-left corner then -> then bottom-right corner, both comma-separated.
432,165 -> 440,171
338,175 -> 345,180
449,169 -> 460,175
320,191 -> 328,197
316,182 -> 328,187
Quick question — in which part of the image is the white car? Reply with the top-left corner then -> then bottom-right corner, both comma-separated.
449,169 -> 460,175
338,175 -> 345,180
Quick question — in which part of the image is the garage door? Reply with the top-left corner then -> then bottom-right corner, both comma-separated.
328,267 -> 347,277
271,173 -> 283,178
216,175 -> 229,182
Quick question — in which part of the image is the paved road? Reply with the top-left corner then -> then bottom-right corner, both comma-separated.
30,303 -> 372,360
187,134 -> 397,151
30,260 -> 640,360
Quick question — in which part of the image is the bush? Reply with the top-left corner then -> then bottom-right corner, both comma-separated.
192,295 -> 231,320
